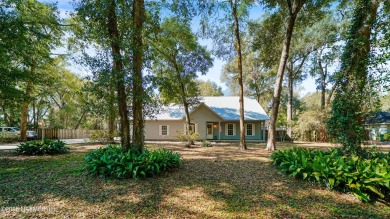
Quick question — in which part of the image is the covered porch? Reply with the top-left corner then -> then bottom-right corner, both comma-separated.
205,121 -> 267,141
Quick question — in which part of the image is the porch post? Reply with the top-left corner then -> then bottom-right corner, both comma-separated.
218,121 -> 221,141
262,121 -> 265,141
259,122 -> 262,141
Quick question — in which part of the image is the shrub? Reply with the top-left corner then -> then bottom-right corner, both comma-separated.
384,133 -> 390,141
176,130 -> 200,143
83,145 -> 181,179
90,130 -> 119,143
16,139 -> 68,155
201,140 -> 212,147
270,147 -> 390,202
0,135 -> 19,143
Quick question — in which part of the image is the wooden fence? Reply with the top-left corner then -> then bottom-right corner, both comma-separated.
33,129 -> 97,140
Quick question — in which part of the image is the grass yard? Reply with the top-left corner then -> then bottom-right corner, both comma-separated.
0,143 -> 389,218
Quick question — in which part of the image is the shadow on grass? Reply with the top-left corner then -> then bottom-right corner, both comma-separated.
0,145 -> 389,218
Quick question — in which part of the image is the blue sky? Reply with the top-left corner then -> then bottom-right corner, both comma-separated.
43,0 -> 317,96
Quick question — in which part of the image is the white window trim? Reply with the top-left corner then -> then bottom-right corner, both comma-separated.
225,123 -> 236,136
159,125 -> 169,136
245,123 -> 255,136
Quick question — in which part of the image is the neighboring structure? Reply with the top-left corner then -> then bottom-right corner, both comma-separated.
365,111 -> 390,141
145,96 -> 270,141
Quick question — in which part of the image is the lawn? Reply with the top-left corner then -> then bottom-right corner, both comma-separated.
0,143 -> 389,218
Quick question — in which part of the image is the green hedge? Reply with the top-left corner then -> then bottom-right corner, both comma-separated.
16,139 -> 68,155
270,147 -> 390,202
83,145 -> 181,179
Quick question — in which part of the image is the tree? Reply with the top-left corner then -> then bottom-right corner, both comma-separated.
0,0 -> 63,141
132,0 -> 146,150
74,0 -> 132,150
263,0 -> 331,151
285,31 -> 313,138
150,18 -> 213,145
196,0 -> 254,150
197,80 -> 223,96
327,0 -> 381,154
221,39 -> 275,108
381,91 -> 390,111
45,60 -> 87,129
307,14 -> 342,110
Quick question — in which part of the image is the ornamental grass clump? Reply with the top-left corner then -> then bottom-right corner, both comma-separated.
270,147 -> 390,202
83,145 -> 181,179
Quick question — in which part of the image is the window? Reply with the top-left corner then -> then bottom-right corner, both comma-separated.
188,123 -> 195,134
227,123 -> 234,136
246,124 -> 255,136
160,125 -> 169,136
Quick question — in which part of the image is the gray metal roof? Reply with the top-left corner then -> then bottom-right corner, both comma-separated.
148,96 -> 270,121
365,111 -> 390,125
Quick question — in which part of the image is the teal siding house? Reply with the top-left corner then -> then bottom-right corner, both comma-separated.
145,96 -> 270,141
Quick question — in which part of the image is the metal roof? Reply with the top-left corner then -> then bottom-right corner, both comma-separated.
365,111 -> 390,125
147,96 -> 270,121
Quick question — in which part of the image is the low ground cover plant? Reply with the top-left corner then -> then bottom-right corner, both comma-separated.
201,140 -> 212,147
83,145 -> 181,178
16,139 -> 68,155
270,147 -> 390,202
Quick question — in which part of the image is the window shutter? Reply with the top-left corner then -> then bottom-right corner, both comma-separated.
233,124 -> 236,136
195,123 -> 198,133
252,124 -> 255,136
225,124 -> 228,136
167,125 -> 170,136
159,125 -> 162,136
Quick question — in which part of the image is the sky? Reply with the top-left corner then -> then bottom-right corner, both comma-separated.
43,0 -> 318,96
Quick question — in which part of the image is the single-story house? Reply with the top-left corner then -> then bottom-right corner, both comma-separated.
365,111 -> 390,141
145,96 -> 270,141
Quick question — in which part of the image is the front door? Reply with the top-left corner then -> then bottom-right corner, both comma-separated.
206,123 -> 213,139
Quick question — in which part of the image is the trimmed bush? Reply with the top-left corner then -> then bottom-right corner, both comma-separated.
83,145 -> 181,179
270,147 -> 390,202
16,139 -> 68,155
176,130 -> 200,143
201,140 -> 212,147
384,133 -> 390,141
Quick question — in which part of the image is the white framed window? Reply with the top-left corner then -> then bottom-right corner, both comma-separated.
225,123 -> 236,136
159,125 -> 169,136
246,123 -> 255,136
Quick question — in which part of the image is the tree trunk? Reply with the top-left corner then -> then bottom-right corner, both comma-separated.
266,8 -> 299,151
108,73 -> 116,141
36,105 -> 39,128
132,0 -> 145,151
318,55 -> 327,109
20,75 -> 34,141
321,70 -> 326,110
32,100 -> 36,128
184,101 -> 192,146
327,0 -> 379,153
230,0 -> 246,150
107,0 -> 131,150
74,110 -> 87,129
286,64 -> 293,140
326,82 -> 336,106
